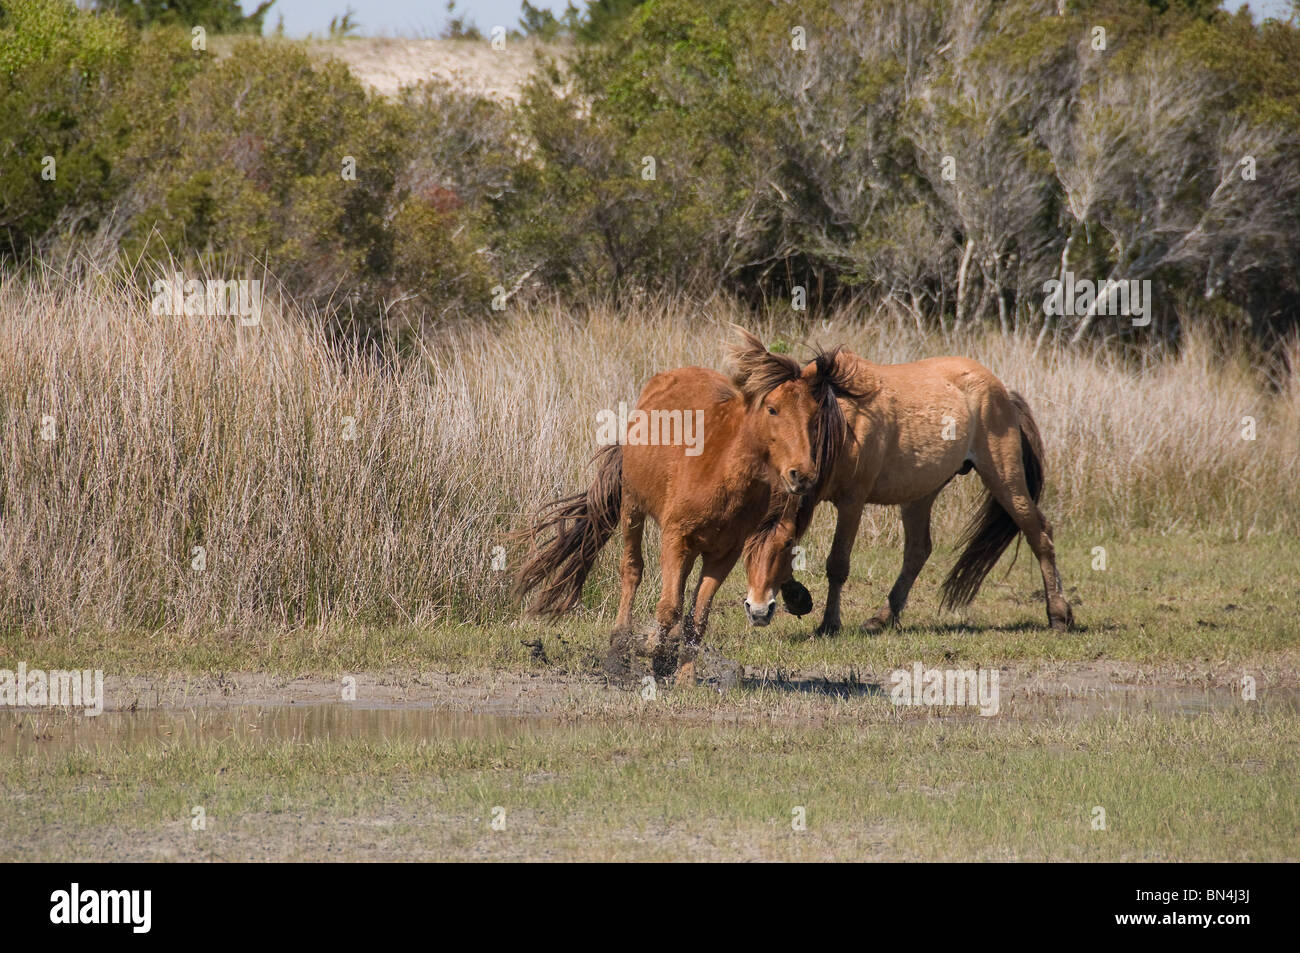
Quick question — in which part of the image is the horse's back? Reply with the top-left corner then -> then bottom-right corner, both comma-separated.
835,353 -> 1017,504
871,354 -> 1002,392
636,366 -> 736,410
621,365 -> 745,520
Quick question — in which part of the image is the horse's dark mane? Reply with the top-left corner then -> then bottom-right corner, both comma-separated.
711,378 -> 740,404
807,345 -> 857,499
743,491 -> 808,561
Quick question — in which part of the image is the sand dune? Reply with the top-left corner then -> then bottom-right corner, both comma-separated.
304,36 -> 566,100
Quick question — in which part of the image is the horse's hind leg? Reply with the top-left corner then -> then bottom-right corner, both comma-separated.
614,501 -> 645,630
975,442 -> 1073,631
866,490 -> 940,631
604,499 -> 645,677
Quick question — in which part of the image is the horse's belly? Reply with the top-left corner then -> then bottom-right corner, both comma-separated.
866,471 -> 958,505
862,441 -> 971,505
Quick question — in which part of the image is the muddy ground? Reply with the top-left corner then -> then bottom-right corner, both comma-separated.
76,655 -> 1299,717
5,655 -> 1295,861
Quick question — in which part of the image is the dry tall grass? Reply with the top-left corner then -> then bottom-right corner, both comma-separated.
2,271 -> 1296,635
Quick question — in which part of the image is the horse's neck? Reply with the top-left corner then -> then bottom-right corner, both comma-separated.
729,405 -> 771,482
842,352 -> 882,402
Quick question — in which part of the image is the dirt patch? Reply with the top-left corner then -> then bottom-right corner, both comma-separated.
36,654 -> 1298,717
98,668 -> 602,715
757,656 -> 1300,696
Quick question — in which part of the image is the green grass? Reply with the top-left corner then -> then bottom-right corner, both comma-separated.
4,530 -> 1297,676
4,528 -> 1294,861
3,706 -> 1295,861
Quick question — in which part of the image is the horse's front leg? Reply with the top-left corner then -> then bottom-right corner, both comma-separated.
817,501 -> 864,636
646,532 -> 694,675
675,548 -> 741,686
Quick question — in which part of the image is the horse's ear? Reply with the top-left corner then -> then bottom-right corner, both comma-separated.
725,324 -> 799,400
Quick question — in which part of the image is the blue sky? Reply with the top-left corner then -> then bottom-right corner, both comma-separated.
259,1 -> 1296,38
262,1 -> 569,36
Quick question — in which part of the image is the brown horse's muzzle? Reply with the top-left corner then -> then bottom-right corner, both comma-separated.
744,596 -> 777,626
783,467 -> 816,495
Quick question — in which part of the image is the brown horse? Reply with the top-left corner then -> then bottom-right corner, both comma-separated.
743,351 -> 1074,634
513,327 -> 853,684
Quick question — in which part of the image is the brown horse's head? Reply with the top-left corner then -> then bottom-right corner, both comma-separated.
728,327 -> 838,495
741,495 -> 814,626
757,374 -> 821,495
726,326 -> 858,624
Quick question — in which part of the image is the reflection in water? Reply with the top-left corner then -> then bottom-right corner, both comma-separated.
0,705 -> 533,759
1,687 -> 1295,758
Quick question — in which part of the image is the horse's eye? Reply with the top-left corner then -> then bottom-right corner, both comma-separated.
767,406 -> 778,416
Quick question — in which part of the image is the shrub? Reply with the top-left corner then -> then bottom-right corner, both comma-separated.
514,0 -> 1300,343
5,0 -> 1300,346
93,0 -> 275,35
0,0 -> 132,258
111,40 -> 403,324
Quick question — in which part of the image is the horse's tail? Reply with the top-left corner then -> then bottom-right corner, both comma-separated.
512,445 -> 623,618
940,390 -> 1045,610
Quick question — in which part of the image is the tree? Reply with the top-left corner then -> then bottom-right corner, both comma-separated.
94,1 -> 276,34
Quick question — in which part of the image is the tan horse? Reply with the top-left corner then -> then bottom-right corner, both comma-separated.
513,328 -> 852,684
743,351 -> 1075,634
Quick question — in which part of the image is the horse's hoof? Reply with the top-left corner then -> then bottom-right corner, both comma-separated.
861,615 -> 890,634
813,621 -> 842,638
780,580 -> 813,618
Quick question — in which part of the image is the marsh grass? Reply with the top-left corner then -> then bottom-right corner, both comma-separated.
2,269 -> 1297,638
